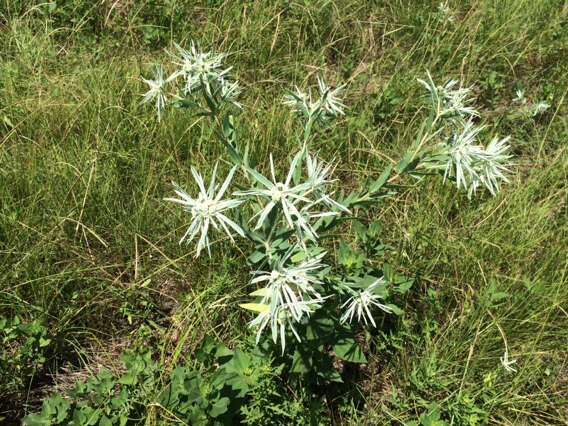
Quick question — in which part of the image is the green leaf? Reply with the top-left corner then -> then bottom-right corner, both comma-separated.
239,303 -> 269,313
396,278 -> 414,293
231,349 -> 251,373
347,275 -> 383,290
223,114 -> 236,141
291,349 -> 311,373
247,250 -> 266,264
217,131 -> 242,165
249,288 -> 269,297
99,415 -> 112,426
118,373 -> 137,386
23,414 -> 52,426
387,304 -> 403,315
352,220 -> 367,241
333,338 -> 367,363
215,344 -> 234,359
396,153 -> 412,174
491,292 -> 509,301
39,337 -> 51,347
291,250 -> 307,262
171,99 -> 201,109
209,397 -> 230,418
383,263 -> 393,282
369,163 -> 393,193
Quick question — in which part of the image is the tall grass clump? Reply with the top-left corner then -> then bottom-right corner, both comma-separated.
2,1 -> 567,424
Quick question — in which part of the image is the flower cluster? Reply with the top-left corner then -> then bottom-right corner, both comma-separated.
441,120 -> 512,198
340,278 -> 391,327
416,71 -> 513,198
140,41 -> 240,121
235,150 -> 347,246
164,164 -> 245,257
140,64 -> 169,122
167,41 -> 230,94
418,70 -> 478,119
283,76 -> 346,126
248,248 -> 327,351
512,89 -> 550,116
150,47 -> 515,356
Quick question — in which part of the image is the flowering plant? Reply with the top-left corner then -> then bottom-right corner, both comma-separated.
141,41 -> 512,373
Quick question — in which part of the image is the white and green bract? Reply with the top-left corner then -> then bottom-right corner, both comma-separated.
532,101 -> 550,116
167,41 -> 231,94
340,278 -> 391,327
500,350 -> 517,373
305,151 -> 350,214
418,70 -> 478,119
316,76 -> 346,117
235,151 -> 324,242
141,64 -> 168,122
443,120 -> 512,198
283,76 -> 346,125
219,79 -> 242,109
249,301 -> 318,353
252,249 -> 326,319
512,89 -> 526,104
469,135 -> 512,197
249,247 -> 327,352
164,163 -> 245,257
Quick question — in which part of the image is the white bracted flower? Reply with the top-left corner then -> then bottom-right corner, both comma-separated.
235,151 -> 347,244
249,301 -> 319,353
437,2 -> 454,22
469,135 -> 512,197
164,163 -> 245,257
512,89 -> 526,104
234,151 -> 317,240
500,350 -> 517,373
532,101 -> 550,116
418,71 -> 478,118
251,248 -> 327,320
247,246 -> 328,352
283,76 -> 346,125
219,79 -> 242,109
141,64 -> 169,122
317,76 -> 346,117
283,87 -> 313,116
167,41 -> 231,94
443,120 -> 512,198
305,151 -> 350,214
340,278 -> 391,327
444,120 -> 486,192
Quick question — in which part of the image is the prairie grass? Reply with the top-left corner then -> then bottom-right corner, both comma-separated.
1,0 -> 566,423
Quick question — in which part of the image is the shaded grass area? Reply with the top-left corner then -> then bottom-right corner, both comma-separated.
1,0 -> 566,423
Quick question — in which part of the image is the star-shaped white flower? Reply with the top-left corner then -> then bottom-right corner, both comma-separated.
500,350 -> 517,373
340,278 -> 391,327
141,64 -> 169,121
165,163 -> 245,257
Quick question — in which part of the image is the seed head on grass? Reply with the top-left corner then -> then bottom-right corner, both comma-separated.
164,163 -> 245,257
